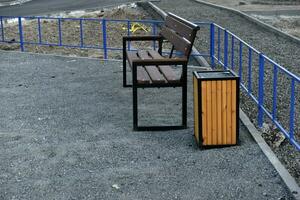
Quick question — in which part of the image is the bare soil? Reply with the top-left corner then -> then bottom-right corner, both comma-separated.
0,3 -> 154,59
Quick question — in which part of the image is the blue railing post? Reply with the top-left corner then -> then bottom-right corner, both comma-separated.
217,27 -> 220,62
272,64 -> 278,120
231,35 -> 234,70
18,17 -> 24,52
289,79 -> 295,140
0,16 -> 4,42
102,19 -> 108,59
37,17 -> 42,44
248,48 -> 252,93
58,18 -> 62,46
80,19 -> 84,48
258,54 -> 264,127
210,23 -> 215,68
239,41 -> 243,81
224,30 -> 228,69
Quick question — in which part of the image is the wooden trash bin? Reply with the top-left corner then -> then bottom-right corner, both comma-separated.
193,70 -> 240,147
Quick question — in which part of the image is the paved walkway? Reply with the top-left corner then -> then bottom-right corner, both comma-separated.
0,51 -> 294,199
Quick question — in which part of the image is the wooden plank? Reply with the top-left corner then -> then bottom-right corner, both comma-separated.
231,80 -> 237,144
147,50 -> 164,59
165,15 -> 195,41
160,26 -> 191,56
211,81 -> 217,145
217,81 -> 222,145
137,50 -> 152,59
193,77 -> 199,145
221,80 -> 227,144
126,51 -> 139,67
206,81 -> 212,145
147,50 -> 179,84
201,81 -> 207,145
137,50 -> 166,84
226,80 -> 232,144
126,51 -> 151,84
137,67 -> 151,84
158,66 -> 179,83
144,66 -> 166,84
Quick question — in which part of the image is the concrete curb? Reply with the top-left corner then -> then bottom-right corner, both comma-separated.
239,109 -> 300,200
192,0 -> 300,46
141,1 -> 210,67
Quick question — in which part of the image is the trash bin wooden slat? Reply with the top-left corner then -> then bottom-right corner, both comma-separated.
193,70 -> 239,148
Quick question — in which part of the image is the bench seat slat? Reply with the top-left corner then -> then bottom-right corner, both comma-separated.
137,67 -> 151,84
126,51 -> 151,84
137,50 -> 166,84
147,50 -> 164,59
126,51 -> 139,67
158,66 -> 180,83
148,50 -> 180,84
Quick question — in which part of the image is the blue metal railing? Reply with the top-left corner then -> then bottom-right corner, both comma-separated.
0,16 -> 299,150
210,23 -> 300,150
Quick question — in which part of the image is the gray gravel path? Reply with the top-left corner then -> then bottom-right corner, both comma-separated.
0,51 -> 294,199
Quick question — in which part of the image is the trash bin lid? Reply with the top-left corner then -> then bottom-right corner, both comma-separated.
195,71 -> 236,79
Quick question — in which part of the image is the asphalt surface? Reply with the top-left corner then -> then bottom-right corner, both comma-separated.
0,51 -> 294,199
0,0 -> 136,16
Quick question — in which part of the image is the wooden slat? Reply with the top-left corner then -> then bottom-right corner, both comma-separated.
137,67 -> 151,84
147,50 -> 179,83
126,51 -> 139,67
126,51 -> 151,84
165,15 -> 195,41
211,81 -> 217,145
201,81 -> 207,145
221,80 -> 227,144
193,77 -> 199,144
231,80 -> 237,144
217,81 -> 222,145
160,26 -> 191,56
206,81 -> 212,145
147,50 -> 164,59
158,66 -> 179,83
137,51 -> 166,84
226,80 -> 232,144
137,50 -> 152,60
145,66 -> 166,84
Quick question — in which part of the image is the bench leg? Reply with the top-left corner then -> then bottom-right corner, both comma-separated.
123,52 -> 127,87
133,85 -> 138,131
182,84 -> 187,128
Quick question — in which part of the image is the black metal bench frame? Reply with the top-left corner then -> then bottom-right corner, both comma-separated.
122,13 -> 200,131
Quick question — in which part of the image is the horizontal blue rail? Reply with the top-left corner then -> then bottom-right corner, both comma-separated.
0,16 -> 299,151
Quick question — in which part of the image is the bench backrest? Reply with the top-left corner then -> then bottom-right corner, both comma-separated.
160,12 -> 200,57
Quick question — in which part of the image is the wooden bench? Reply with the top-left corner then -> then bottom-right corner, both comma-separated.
123,12 -> 200,131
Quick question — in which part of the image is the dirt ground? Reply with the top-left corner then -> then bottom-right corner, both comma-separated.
0,3 -> 155,59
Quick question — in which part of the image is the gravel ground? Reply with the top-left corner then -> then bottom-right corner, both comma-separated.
252,15 -> 300,38
153,0 -> 300,184
0,51 -> 294,199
